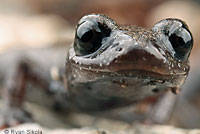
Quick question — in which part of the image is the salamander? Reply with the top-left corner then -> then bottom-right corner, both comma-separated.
0,14 -> 193,128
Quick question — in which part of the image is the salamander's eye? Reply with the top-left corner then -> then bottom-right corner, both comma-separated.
74,20 -> 111,56
153,19 -> 193,60
168,24 -> 193,60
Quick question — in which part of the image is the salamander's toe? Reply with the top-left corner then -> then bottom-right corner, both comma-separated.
0,107 -> 33,129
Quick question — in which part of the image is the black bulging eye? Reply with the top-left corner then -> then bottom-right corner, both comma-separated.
168,23 -> 193,60
169,27 -> 193,60
153,19 -> 193,60
74,20 -> 111,56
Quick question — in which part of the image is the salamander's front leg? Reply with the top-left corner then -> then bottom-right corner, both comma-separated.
146,91 -> 177,124
0,58 -> 49,129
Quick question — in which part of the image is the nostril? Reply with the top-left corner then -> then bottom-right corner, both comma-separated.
116,47 -> 123,52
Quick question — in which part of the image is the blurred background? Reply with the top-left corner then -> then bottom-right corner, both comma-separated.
0,0 -> 200,129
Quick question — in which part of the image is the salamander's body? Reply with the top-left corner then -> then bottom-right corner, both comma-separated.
0,14 -> 193,127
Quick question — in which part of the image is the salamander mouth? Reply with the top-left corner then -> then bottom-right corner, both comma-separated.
71,61 -> 187,83
69,62 -> 187,95
71,61 -> 187,76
